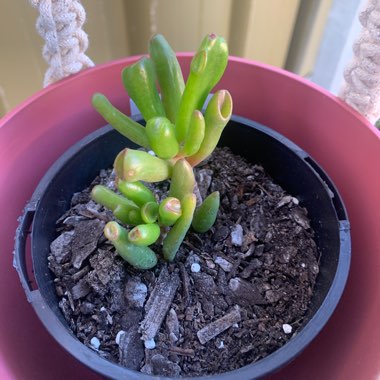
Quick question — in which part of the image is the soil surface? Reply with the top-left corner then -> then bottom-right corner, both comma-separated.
48,147 -> 319,377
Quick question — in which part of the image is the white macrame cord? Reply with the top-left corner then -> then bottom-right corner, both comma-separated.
29,0 -> 94,87
339,0 -> 380,123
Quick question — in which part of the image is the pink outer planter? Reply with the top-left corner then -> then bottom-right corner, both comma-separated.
0,55 -> 379,380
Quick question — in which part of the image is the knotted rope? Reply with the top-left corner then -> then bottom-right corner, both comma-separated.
339,0 -> 380,123
29,0 -> 94,87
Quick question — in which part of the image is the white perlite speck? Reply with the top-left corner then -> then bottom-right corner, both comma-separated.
144,339 -> 156,349
90,337 -> 101,350
282,324 -> 292,334
191,263 -> 201,273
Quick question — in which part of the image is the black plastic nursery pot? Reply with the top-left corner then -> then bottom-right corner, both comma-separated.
14,115 -> 351,380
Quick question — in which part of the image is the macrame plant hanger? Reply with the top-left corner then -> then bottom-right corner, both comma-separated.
30,0 -> 379,123
29,0 -> 94,87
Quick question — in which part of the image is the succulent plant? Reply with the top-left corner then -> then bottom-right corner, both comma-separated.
91,33 -> 232,269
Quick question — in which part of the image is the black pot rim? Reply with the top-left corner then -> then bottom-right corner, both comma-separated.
14,115 -> 351,380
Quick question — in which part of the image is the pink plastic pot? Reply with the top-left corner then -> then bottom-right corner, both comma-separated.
0,55 -> 379,380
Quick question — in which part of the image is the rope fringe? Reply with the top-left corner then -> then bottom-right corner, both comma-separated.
340,0 -> 380,122
29,0 -> 94,87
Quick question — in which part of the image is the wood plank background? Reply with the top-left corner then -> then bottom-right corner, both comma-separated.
0,0 -> 332,116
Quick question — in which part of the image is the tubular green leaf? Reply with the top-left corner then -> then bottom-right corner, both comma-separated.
146,117 -> 179,159
187,90 -> 233,166
104,222 -> 157,269
141,201 -> 159,224
192,191 -> 220,233
128,223 -> 161,246
122,57 -> 165,121
181,110 -> 205,157
114,148 -> 171,183
92,93 -> 150,149
158,197 -> 182,226
91,185 -> 137,212
113,204 -> 144,226
149,34 -> 185,123
163,193 -> 196,261
168,159 -> 195,201
175,34 -> 228,142
117,180 -> 156,206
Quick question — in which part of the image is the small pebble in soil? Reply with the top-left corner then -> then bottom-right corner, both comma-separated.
282,324 -> 293,334
144,339 -> 156,349
125,279 -> 148,308
292,197 -> 300,205
215,256 -> 233,272
90,337 -> 101,350
115,330 -> 126,345
231,224 -> 243,246
191,263 -> 201,273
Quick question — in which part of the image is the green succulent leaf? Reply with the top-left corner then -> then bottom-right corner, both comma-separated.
146,117 -> 179,159
91,185 -> 137,212
181,110 -> 205,157
122,57 -> 165,121
192,191 -> 220,233
149,34 -> 185,123
114,148 -> 171,183
104,221 -> 157,269
128,223 -> 161,246
158,197 -> 182,226
141,201 -> 159,224
175,34 -> 228,142
113,204 -> 144,226
188,90 -> 233,166
163,193 -> 196,261
92,93 -> 150,149
168,158 -> 195,201
117,180 -> 156,207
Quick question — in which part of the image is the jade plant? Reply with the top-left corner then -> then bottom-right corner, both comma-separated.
91,33 -> 232,269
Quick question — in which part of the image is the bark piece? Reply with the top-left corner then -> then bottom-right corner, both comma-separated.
71,220 -> 105,269
291,208 -> 311,230
150,354 -> 181,377
166,308 -> 180,344
140,266 -> 180,341
195,169 -> 213,200
89,249 -> 115,286
192,272 -> 218,295
50,230 -> 74,264
168,346 -> 195,357
71,279 -> 90,300
228,277 -> 267,305
197,306 -> 241,344
118,327 -> 144,370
